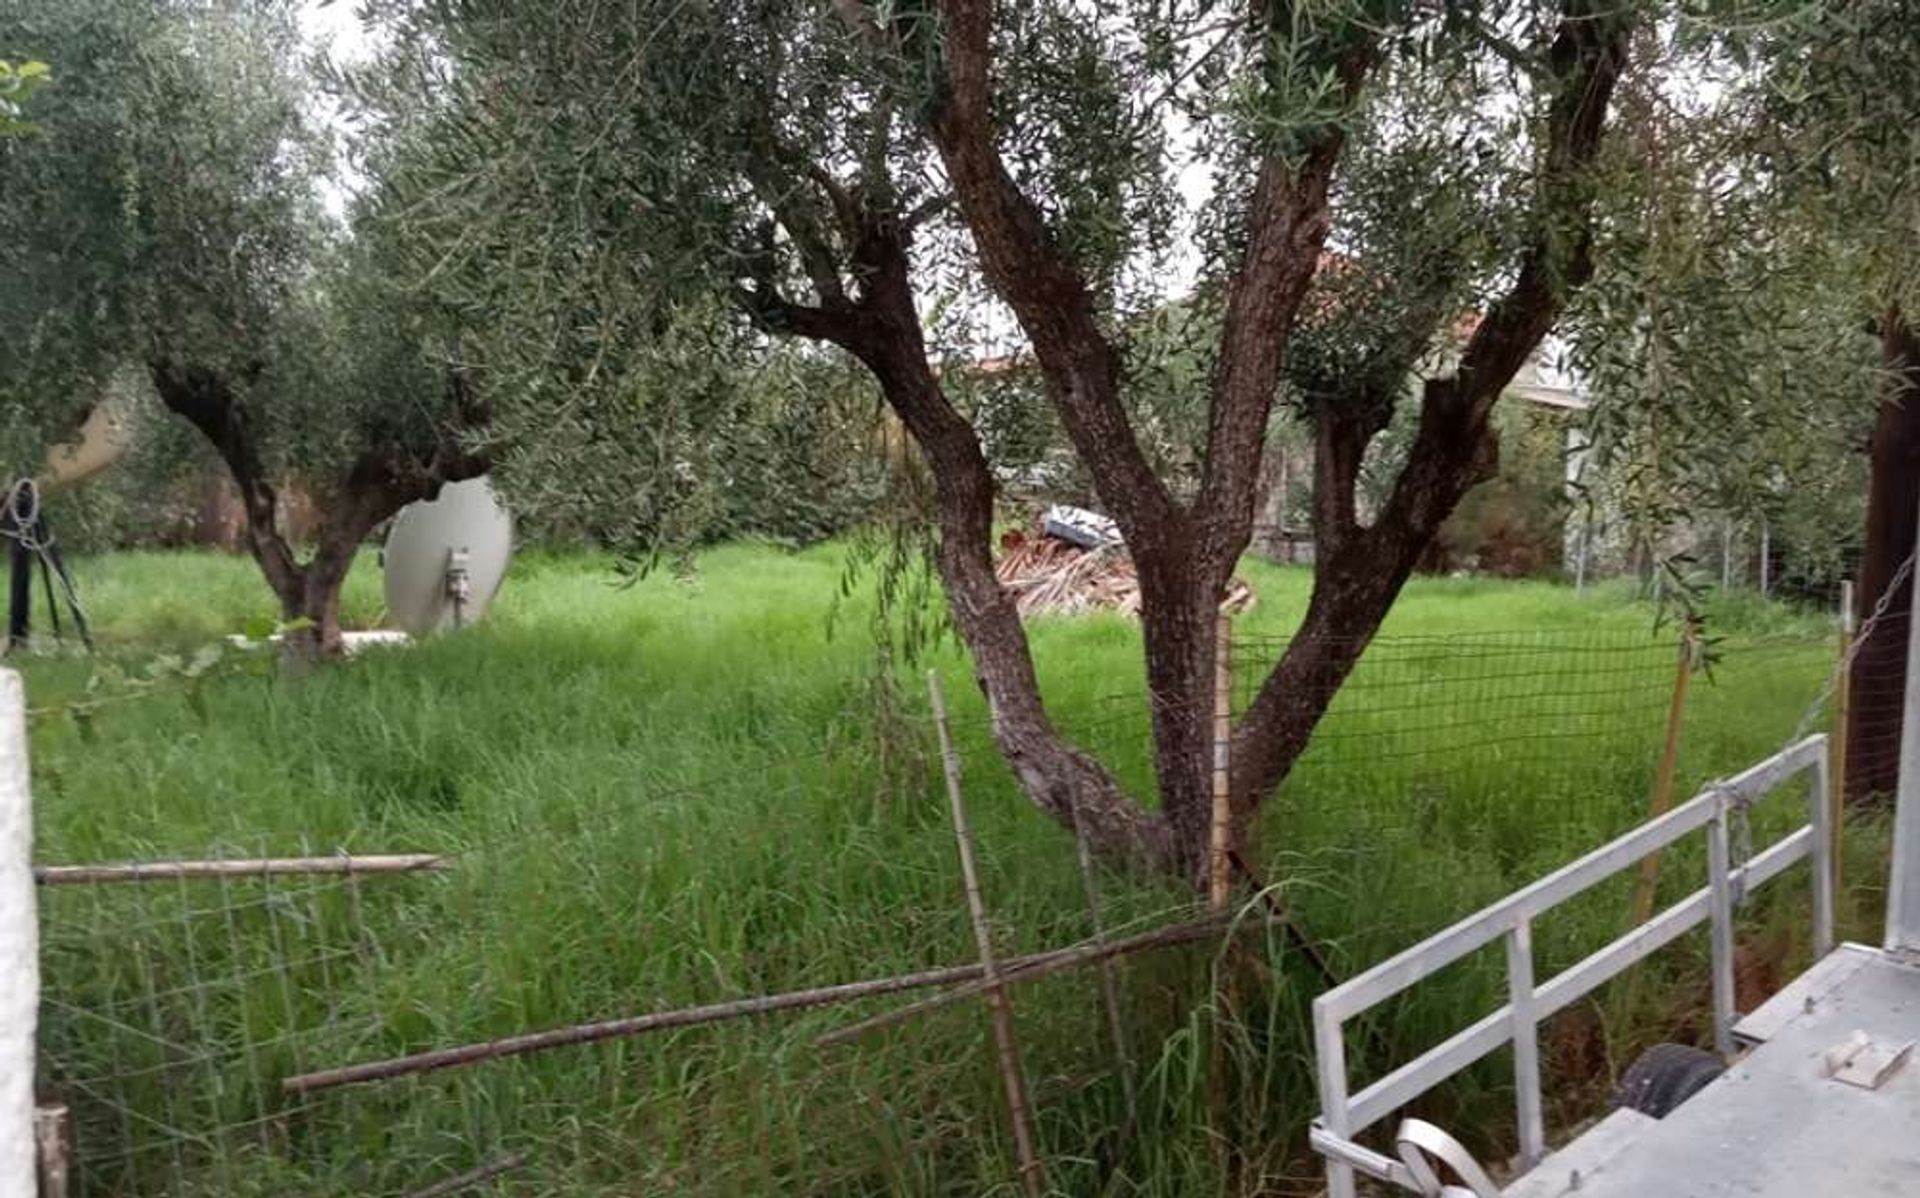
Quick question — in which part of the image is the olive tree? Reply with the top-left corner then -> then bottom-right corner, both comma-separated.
365,0 -> 1639,875
0,0 -> 487,653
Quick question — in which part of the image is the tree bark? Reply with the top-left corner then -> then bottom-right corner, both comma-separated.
1846,309 -> 1920,801
280,503 -> 385,659
853,238 -> 1178,867
745,209 -> 1178,866
912,0 -> 1372,875
150,360 -> 304,606
1232,388 -> 1500,807
1251,441 -> 1289,557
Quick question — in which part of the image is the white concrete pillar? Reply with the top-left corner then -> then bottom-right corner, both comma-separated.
0,670 -> 33,1198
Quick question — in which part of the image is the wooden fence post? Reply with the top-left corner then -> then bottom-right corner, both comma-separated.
1211,614 -> 1233,911
927,672 -> 1045,1198
1632,620 -> 1699,925
32,1106 -> 66,1198
0,670 -> 35,1198
1760,519 -> 1771,599
1208,614 -> 1236,1180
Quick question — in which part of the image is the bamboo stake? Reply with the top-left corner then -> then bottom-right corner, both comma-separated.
818,911 -> 1239,1049
927,671 -> 1045,1198
35,854 -> 444,885
1208,612 -> 1235,1178
1211,614 -> 1233,911
286,914 -> 1236,1095
405,1151 -> 527,1198
1833,580 -> 1855,897
1070,801 -> 1136,1127
1632,620 -> 1699,925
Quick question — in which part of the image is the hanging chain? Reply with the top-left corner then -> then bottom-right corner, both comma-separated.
1787,551 -> 1916,749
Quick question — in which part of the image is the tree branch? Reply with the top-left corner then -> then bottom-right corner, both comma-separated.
829,213 -> 1173,865
735,283 -> 865,347
1307,382 -> 1395,557
1230,1 -> 1633,810
922,0 -> 1176,542
1467,14 -> 1548,81
148,357 -> 302,607
1196,33 -> 1377,573
1442,3 -> 1629,424
746,152 -> 851,309
1297,257 -> 1473,554
308,372 -> 492,597
902,191 -> 954,230
1372,0 -> 1631,548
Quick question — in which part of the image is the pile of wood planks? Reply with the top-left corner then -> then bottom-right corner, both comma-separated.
994,525 -> 1253,617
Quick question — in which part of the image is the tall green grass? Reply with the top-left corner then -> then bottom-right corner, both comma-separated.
18,546 -> 1877,1196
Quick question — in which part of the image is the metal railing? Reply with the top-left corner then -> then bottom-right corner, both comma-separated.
1309,735 -> 1834,1198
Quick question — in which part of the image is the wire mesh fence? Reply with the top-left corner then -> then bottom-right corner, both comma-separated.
35,859 -> 457,1196
23,583 -> 1910,1196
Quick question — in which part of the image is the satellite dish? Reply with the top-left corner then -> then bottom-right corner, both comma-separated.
382,476 -> 513,636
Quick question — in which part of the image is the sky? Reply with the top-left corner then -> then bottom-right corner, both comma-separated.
297,2 -> 377,218
297,1 -> 374,67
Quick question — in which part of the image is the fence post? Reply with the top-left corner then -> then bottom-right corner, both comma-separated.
1505,921 -> 1544,1167
1207,614 -> 1236,1180
1706,794 -> 1738,1058
31,1106 -> 65,1198
926,672 -> 1045,1198
1211,613 -> 1233,911
1631,619 -> 1698,925
1759,518 -> 1771,600
0,669 -> 34,1198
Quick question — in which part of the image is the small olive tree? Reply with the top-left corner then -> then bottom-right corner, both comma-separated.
0,0 -> 487,653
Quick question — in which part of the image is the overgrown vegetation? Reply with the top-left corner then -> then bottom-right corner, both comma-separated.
21,546 -> 1875,1195
4,0 -> 1911,1189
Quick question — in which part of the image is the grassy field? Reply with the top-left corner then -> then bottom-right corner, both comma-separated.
17,545 -> 1883,1196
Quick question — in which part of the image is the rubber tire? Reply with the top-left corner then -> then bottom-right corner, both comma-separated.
1612,1043 -> 1726,1118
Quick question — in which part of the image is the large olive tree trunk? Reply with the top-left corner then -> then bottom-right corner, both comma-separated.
1846,310 -> 1920,801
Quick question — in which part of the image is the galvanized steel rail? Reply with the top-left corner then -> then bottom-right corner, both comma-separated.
1310,734 -> 1833,1198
